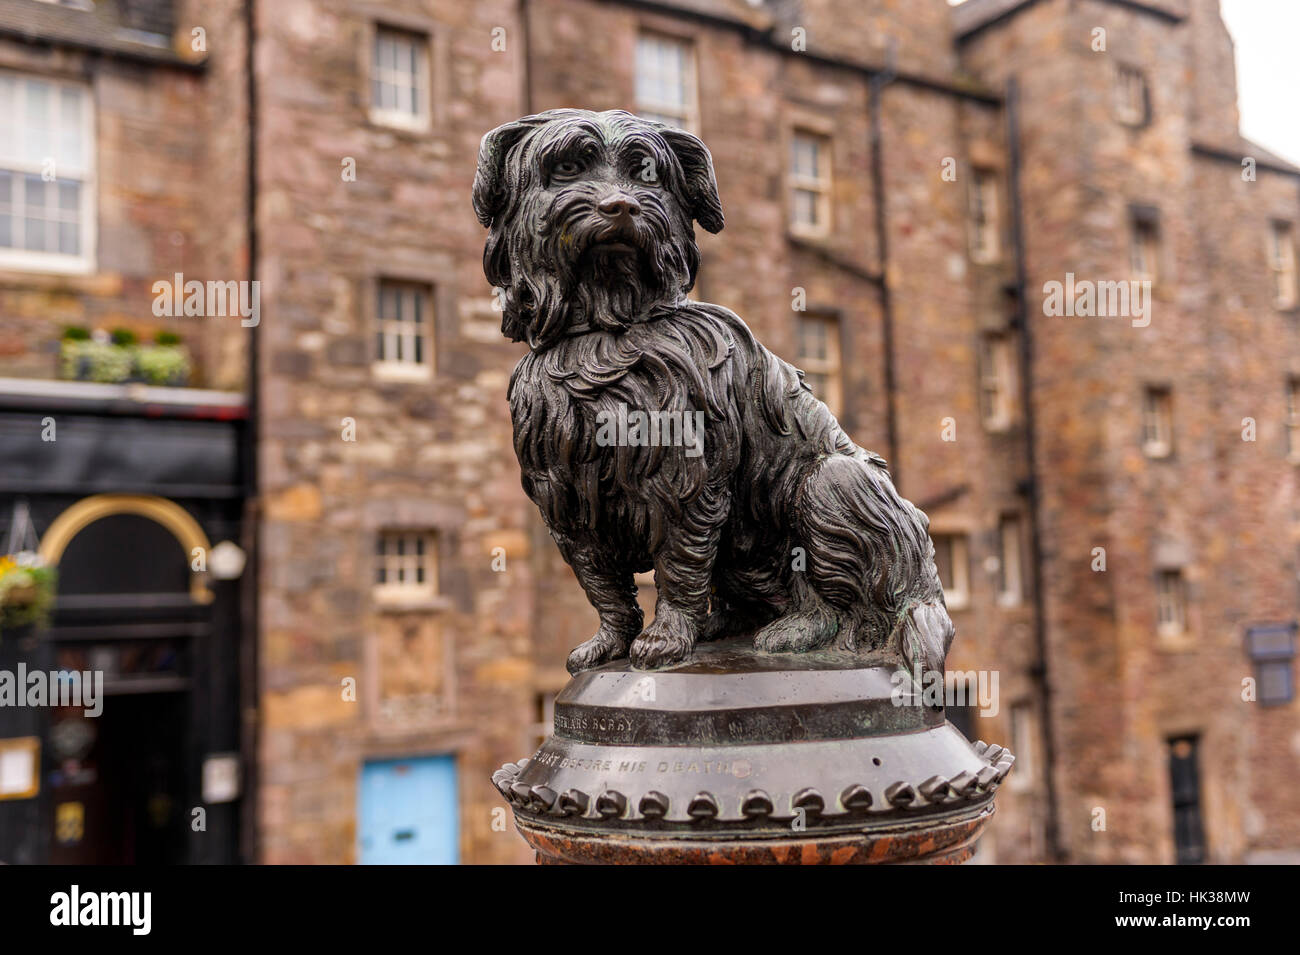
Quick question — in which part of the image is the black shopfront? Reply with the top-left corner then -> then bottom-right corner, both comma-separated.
0,381 -> 250,864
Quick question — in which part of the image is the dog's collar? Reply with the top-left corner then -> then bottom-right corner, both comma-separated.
545,303 -> 685,344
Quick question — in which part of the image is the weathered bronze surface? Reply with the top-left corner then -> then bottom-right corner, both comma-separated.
475,109 -> 1010,863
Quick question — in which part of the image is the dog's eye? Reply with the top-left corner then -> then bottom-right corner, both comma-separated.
550,159 -> 585,180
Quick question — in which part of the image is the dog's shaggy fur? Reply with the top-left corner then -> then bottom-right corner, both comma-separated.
474,109 -> 953,675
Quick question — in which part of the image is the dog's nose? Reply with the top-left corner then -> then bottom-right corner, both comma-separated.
597,194 -> 641,219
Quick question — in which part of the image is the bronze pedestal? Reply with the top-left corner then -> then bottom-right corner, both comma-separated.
493,637 -> 1012,864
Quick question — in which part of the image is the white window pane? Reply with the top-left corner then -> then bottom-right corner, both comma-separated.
23,215 -> 45,251
0,214 -> 11,248
23,174 -> 45,210
58,220 -> 78,255
58,86 -> 83,167
58,180 -> 78,213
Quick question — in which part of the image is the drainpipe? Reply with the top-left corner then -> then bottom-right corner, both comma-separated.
240,0 -> 261,866
1005,76 -> 1064,862
869,42 -> 901,487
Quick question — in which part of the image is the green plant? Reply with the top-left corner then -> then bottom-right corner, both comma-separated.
61,325 -> 91,341
136,344 -> 192,386
87,341 -> 135,382
60,339 -> 93,380
0,554 -> 57,636
109,327 -> 138,347
154,330 -> 182,346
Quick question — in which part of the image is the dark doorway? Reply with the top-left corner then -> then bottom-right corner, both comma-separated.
48,690 -> 189,864
1167,735 -> 1206,864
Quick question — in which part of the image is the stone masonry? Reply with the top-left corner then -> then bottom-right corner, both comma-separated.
1,0 -> 1295,864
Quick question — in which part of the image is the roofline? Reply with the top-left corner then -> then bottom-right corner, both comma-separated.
603,0 -> 1002,105
1192,142 -> 1300,179
955,0 -> 1185,43
0,25 -> 207,72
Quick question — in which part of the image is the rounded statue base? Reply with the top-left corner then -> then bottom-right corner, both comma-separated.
492,636 -> 1013,865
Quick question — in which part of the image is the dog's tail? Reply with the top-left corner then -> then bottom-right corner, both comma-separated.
798,452 -> 949,656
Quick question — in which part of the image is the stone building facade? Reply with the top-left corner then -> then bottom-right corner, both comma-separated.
0,0 -> 1296,864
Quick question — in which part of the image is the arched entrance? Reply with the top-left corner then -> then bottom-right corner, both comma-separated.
35,496 -> 215,864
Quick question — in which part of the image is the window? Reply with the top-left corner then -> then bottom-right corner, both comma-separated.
0,72 -> 94,272
969,168 -> 999,263
635,33 -> 697,131
1009,701 -> 1035,791
374,280 -> 433,379
1114,64 -> 1149,126
374,531 -> 436,603
1269,221 -> 1297,309
796,312 -> 842,415
1167,736 -> 1205,865
979,331 -> 1017,430
789,130 -> 832,236
1245,624 -> 1296,706
998,514 -> 1024,607
932,533 -> 970,610
1142,386 -> 1173,458
1156,568 -> 1186,637
370,25 -> 430,130
1130,209 -> 1160,283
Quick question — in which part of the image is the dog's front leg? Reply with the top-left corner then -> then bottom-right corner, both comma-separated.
555,535 -> 643,675
629,491 -> 727,669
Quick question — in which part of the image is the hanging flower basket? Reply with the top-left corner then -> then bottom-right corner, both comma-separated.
0,552 -> 56,638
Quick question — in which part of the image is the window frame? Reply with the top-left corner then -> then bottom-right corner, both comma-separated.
795,310 -> 843,416
979,330 -> 1017,431
373,530 -> 438,605
1114,62 -> 1150,127
968,167 -> 1000,264
1008,700 -> 1035,792
1269,220 -> 1297,310
997,513 -> 1025,608
368,23 -> 433,132
1142,385 -> 1173,458
373,278 -> 434,382
1155,567 -> 1187,638
634,31 -> 699,133
788,128 -> 833,239
0,69 -> 96,274
1130,208 -> 1161,285
932,533 -> 971,610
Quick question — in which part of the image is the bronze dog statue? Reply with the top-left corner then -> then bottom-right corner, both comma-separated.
474,109 -> 952,676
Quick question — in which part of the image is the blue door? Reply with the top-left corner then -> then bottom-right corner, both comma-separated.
358,755 -> 459,865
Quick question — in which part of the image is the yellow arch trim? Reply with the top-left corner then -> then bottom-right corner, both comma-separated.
38,494 -> 214,604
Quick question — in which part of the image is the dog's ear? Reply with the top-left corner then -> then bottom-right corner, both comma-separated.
657,126 -> 725,234
473,114 -> 551,228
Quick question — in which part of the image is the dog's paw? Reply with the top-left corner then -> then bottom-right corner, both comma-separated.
754,609 -> 838,653
629,607 -> 696,669
566,627 -> 631,675
895,601 -> 955,678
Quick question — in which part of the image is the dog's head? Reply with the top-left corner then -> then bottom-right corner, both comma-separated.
473,108 -> 724,350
